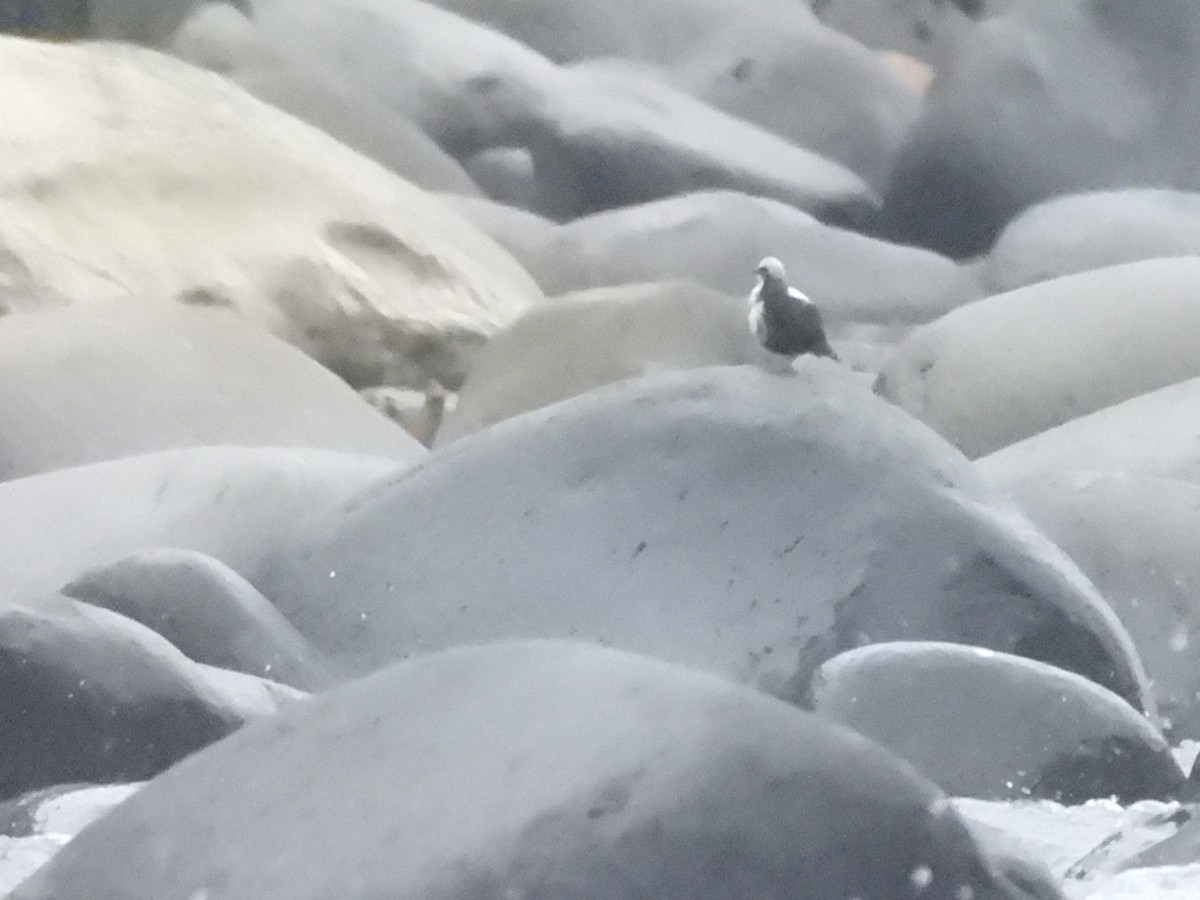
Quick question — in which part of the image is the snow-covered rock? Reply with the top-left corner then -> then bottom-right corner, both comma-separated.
881,1 -> 1200,257
537,191 -> 980,321
9,640 -> 1051,900
0,446 -> 401,604
259,365 -> 1152,713
438,281 -> 790,442
63,549 -> 335,692
810,641 -> 1187,803
1002,471 -> 1200,740
0,302 -> 419,481
0,35 -> 540,389
421,0 -> 921,189
983,190 -> 1200,294
977,376 -> 1200,488
875,259 -> 1200,457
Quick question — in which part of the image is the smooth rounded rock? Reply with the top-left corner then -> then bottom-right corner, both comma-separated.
0,446 -> 402,604
1003,471 -> 1200,740
0,36 -> 539,389
259,365 -> 1152,714
810,641 -> 1187,804
0,598 -> 242,800
171,2 -> 482,195
875,259 -> 1200,457
10,640 -> 1054,900
539,191 -> 980,322
438,281 -> 790,442
62,549 -> 335,692
984,190 -> 1200,294
0,302 -> 420,481
189,1 -> 875,221
881,1 -> 1200,257
977,375 -> 1200,487
423,0 -> 921,189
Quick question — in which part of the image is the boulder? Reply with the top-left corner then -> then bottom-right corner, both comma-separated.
0,35 -> 539,389
875,259 -> 1200,457
179,1 -> 875,221
1003,471 -> 1200,739
880,1 -> 1200,257
63,548 -> 335,692
0,598 -> 242,799
0,302 -> 419,481
258,365 -> 1152,714
811,0 -> 1011,64
810,641 -> 1187,803
438,281 -> 791,442
422,0 -> 921,189
435,193 -> 576,292
983,189 -> 1200,294
10,640 -> 1053,900
976,375 -> 1200,487
0,446 -> 400,603
538,191 -> 980,321
170,2 -> 482,195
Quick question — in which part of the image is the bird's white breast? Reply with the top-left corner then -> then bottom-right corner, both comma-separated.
748,302 -> 768,342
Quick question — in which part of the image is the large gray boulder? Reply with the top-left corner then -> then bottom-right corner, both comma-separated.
10,640 -> 1054,900
63,549 -> 336,692
810,641 -> 1187,803
422,0 -> 921,189
0,35 -> 539,390
875,259 -> 1200,457
881,1 -> 1200,257
983,189 -> 1200,293
1003,471 -> 1200,740
0,302 -> 419,481
0,446 -> 401,603
438,281 -> 790,442
175,0 -> 875,221
977,375 -> 1200,487
171,2 -> 482,195
258,365 -> 1152,713
538,191 -> 980,322
0,597 -> 241,799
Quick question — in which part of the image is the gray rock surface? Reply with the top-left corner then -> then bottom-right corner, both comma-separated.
0,446 -> 401,604
538,191 -> 980,321
1003,471 -> 1200,740
63,549 -> 335,692
983,190 -> 1200,294
875,259 -> 1200,457
11,640 -> 1053,900
259,365 -> 1152,714
0,302 -> 420,481
881,1 -> 1200,257
0,35 -> 539,390
438,281 -> 791,442
422,0 -> 921,188
810,641 -> 1187,803
0,598 -> 241,799
977,376 -> 1200,488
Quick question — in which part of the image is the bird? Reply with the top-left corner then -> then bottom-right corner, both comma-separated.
747,257 -> 838,361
